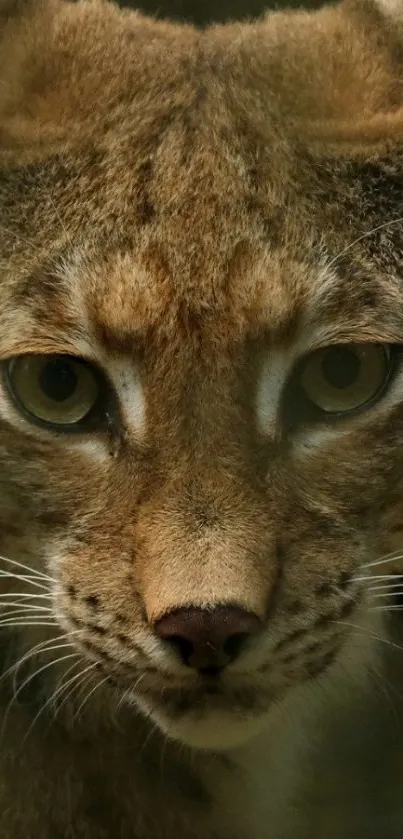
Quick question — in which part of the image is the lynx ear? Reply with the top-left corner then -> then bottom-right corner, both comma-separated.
289,0 -> 403,149
0,0 -> 54,147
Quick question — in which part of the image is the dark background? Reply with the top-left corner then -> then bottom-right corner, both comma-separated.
118,0 -> 323,26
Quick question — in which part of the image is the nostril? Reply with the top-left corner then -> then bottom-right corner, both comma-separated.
154,605 -> 263,672
167,635 -> 194,665
223,632 -> 250,661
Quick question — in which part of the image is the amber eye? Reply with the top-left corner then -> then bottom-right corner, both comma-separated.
298,343 -> 391,414
5,355 -> 101,428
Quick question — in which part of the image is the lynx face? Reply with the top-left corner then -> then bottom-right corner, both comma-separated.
1,0 -> 403,751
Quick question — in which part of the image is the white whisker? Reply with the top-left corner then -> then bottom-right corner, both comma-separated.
327,217 -> 403,270
0,603 -> 53,612
73,674 -> 110,721
0,634 -> 76,690
352,574 -> 403,583
0,652 -> 79,742
366,581 -> 403,592
0,556 -> 54,584
0,620 -> 56,628
0,593 -> 53,601
27,662 -> 99,740
52,663 -> 98,719
13,652 -> 78,704
0,571 -> 50,591
0,608 -> 54,620
359,553 -> 403,570
11,643 -> 77,697
332,620 -> 403,654
370,592 -> 403,600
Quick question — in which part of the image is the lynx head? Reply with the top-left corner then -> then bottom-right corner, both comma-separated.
1,0 -> 403,750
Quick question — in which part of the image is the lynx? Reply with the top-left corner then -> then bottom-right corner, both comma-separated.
1,0 -> 403,836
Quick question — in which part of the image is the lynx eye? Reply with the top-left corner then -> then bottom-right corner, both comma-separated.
5,354 -> 101,428
298,343 -> 391,415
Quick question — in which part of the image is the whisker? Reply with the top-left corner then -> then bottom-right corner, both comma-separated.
13,652 -> 78,706
0,223 -> 43,253
0,593 -> 53,601
0,602 -> 53,611
73,674 -> 110,721
359,553 -> 403,570
0,633 -> 76,690
372,605 -> 403,612
351,574 -> 403,583
11,642 -> 77,697
327,217 -> 403,270
0,556 -> 54,584
0,652 -> 79,742
370,591 -> 403,599
0,608 -> 54,620
52,663 -> 98,719
365,581 -> 403,592
0,571 -> 50,591
26,662 -> 98,741
0,620 -> 56,628
48,194 -> 72,243
332,620 -> 403,654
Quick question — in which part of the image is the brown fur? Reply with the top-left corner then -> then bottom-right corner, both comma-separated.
1,0 -> 403,835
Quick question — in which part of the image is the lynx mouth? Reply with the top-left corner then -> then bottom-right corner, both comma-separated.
131,681 -> 276,749
125,675 -> 278,749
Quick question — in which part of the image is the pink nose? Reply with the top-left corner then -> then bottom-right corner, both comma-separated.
154,605 -> 263,675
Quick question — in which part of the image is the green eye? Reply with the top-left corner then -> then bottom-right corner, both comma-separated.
5,354 -> 101,428
298,343 -> 391,414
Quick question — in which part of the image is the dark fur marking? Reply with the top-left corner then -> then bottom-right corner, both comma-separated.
35,509 -> 71,530
304,658 -> 327,678
85,595 -> 101,610
338,598 -> 356,619
12,259 -> 67,309
322,650 -> 337,669
279,651 -> 297,665
116,632 -> 132,646
337,571 -> 352,591
114,613 -> 128,625
315,581 -> 333,598
88,623 -> 107,636
275,627 -> 308,650
305,641 -> 322,654
285,598 -> 303,615
136,158 -> 156,226
314,612 -> 333,629
81,639 -> 114,663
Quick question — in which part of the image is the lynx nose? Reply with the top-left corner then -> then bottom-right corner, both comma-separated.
154,605 -> 263,675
